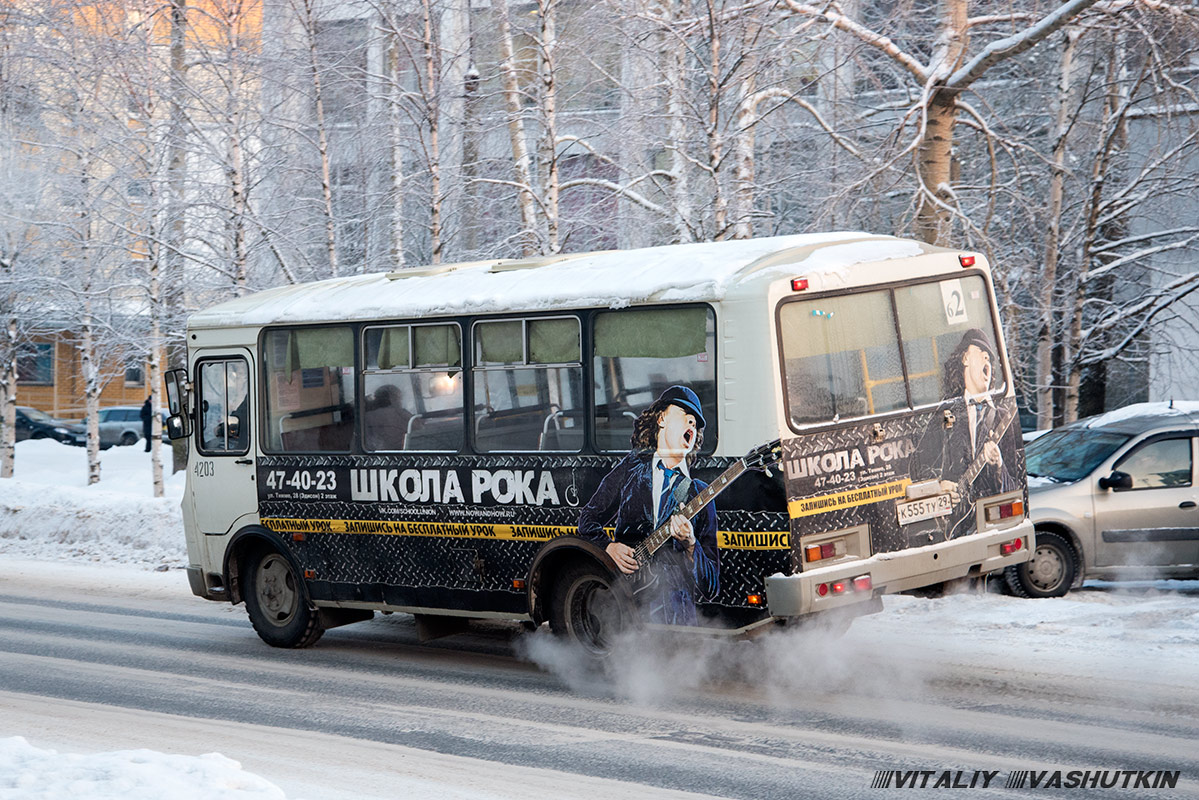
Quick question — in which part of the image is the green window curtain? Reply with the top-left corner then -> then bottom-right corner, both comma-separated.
375,327 -> 410,370
528,318 -> 579,364
283,327 -> 354,375
414,324 -> 462,368
477,320 -> 523,364
593,308 -> 707,358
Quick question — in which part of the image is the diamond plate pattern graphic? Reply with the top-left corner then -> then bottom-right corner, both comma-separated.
257,453 -> 791,613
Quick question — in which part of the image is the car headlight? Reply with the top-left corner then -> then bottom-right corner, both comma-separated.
54,427 -> 69,434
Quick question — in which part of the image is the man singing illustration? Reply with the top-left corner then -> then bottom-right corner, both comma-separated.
914,328 -> 1019,539
577,385 -> 720,625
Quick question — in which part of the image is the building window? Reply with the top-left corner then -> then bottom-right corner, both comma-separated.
125,363 -> 145,386
17,343 -> 53,385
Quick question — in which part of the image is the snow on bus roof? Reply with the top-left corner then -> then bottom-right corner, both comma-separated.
190,232 -> 932,328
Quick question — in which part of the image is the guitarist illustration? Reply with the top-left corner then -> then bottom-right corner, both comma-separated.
913,328 -> 1019,539
577,385 -> 719,625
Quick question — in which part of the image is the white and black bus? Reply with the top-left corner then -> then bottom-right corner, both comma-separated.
166,232 -> 1032,655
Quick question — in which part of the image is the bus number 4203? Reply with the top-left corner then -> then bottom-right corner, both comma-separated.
265,469 -> 337,492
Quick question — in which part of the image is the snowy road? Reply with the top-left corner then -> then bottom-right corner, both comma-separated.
1,561 -> 1198,798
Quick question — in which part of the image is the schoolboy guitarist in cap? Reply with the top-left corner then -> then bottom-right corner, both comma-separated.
577,385 -> 720,625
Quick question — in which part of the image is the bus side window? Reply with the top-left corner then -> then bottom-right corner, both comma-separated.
592,306 -> 717,453
262,327 -> 355,452
472,317 -> 583,453
198,358 -> 249,454
362,323 -> 464,452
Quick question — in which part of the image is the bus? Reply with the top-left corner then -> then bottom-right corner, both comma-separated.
165,232 -> 1033,656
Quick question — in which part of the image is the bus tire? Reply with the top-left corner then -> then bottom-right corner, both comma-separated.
548,561 -> 631,659
1004,531 -> 1076,599
243,548 -> 325,648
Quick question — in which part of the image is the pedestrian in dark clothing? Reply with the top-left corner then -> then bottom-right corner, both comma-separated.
140,397 -> 153,452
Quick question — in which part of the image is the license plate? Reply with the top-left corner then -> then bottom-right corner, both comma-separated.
896,494 -> 953,525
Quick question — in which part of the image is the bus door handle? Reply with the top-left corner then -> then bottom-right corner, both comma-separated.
235,458 -> 254,466
1180,501 -> 1196,509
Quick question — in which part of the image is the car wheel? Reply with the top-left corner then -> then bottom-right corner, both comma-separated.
1005,531 -> 1077,598
119,432 -> 138,446
243,549 -> 325,648
548,561 -> 633,659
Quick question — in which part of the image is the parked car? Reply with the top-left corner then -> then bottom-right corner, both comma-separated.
92,405 -> 152,447
14,406 -> 84,445
1008,402 -> 1199,597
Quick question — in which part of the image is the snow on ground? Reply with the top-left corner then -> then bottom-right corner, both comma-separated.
0,737 -> 288,800
0,440 -> 186,567
2,439 -> 1199,798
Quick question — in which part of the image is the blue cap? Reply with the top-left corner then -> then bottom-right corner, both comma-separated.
658,385 -> 705,429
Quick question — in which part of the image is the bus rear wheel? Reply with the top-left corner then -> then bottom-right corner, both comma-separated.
548,562 -> 631,659
244,549 -> 325,648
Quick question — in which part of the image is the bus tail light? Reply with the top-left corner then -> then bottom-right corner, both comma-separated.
816,575 -> 872,598
805,540 -> 846,563
985,499 -> 1024,523
791,278 -> 809,291
1001,538 -> 1024,556
512,579 -> 526,590
959,254 -> 976,267
747,593 -> 763,606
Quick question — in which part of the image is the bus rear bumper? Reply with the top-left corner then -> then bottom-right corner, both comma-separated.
764,519 -> 1034,617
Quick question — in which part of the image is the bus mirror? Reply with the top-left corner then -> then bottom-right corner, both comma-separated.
165,413 -> 190,441
164,368 -> 192,439
165,368 -> 190,416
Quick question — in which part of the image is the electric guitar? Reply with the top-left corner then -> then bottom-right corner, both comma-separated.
626,439 -> 783,587
945,399 -> 1019,539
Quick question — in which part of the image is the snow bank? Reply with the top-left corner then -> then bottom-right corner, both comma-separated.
0,440 -> 186,568
0,737 -> 289,800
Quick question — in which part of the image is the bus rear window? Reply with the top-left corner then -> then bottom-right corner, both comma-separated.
780,275 -> 1003,428
780,290 -> 906,426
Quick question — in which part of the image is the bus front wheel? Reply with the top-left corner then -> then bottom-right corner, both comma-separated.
244,549 -> 325,648
548,561 -> 631,659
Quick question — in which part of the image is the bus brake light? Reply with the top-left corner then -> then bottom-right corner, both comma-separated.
853,575 -> 872,592
985,500 -> 1025,522
791,278 -> 809,291
1001,538 -> 1024,556
959,254 -> 976,267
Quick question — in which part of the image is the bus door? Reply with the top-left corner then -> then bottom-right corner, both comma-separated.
192,350 -> 257,535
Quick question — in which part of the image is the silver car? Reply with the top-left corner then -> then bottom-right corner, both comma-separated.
95,405 -> 149,447
1008,402 -> 1199,597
